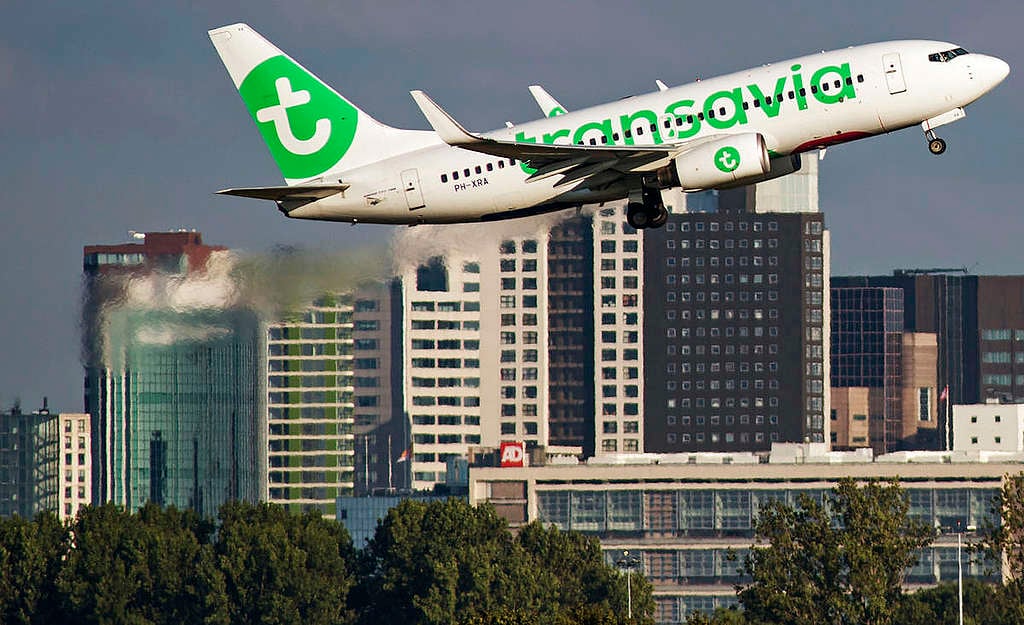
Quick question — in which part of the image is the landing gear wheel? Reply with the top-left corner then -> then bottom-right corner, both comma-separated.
649,205 -> 669,228
626,203 -> 649,229
928,138 -> 947,155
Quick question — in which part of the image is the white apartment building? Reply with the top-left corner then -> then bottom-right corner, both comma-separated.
593,204 -> 645,454
402,255 -> 484,490
59,412 -> 91,520
480,228 -> 551,449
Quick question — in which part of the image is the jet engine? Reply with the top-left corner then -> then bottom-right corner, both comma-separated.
656,133 -> 771,191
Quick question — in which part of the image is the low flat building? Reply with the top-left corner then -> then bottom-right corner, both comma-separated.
469,444 -> 1016,623
954,402 -> 1024,452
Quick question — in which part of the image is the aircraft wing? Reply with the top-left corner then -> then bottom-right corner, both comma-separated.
410,90 -> 701,187
216,184 -> 349,201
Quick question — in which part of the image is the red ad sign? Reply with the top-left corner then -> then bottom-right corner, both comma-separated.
500,442 -> 525,467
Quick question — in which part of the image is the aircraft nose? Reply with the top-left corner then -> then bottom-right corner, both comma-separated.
980,54 -> 1010,88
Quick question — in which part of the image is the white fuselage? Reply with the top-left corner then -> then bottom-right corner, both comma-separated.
287,40 -> 1006,225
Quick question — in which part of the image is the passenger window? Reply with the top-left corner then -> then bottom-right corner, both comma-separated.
686,115 -> 694,123
775,93 -> 783,101
601,135 -> 608,144
664,119 -> 671,128
624,129 -> 632,138
741,101 -> 749,110
707,109 -> 715,119
650,123 -> 657,132
613,133 -> 620,140
441,173 -> 448,183
486,163 -> 493,172
697,112 -> 704,120
675,117 -> 683,126
498,161 -> 504,169
799,88 -> 806,96
811,85 -> 818,94
589,138 -> 597,145
718,107 -> 725,115
636,127 -> 644,136
857,74 -> 864,83
822,83 -> 829,91
508,159 -> 515,166
787,91 -> 794,100
765,96 -> 772,104
834,80 -> 841,89
753,100 -> 760,108
463,168 -> 470,177
453,171 -> 459,180
475,165 -> 482,174
577,140 -> 584,145
845,77 -> 853,86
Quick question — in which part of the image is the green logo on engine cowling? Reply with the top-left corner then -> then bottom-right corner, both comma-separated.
239,55 -> 358,180
714,146 -> 741,172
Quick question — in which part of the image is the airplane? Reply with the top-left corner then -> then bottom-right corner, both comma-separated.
208,23 -> 1009,229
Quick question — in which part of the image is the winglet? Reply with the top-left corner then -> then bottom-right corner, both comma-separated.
409,90 -> 481,145
528,85 -> 567,117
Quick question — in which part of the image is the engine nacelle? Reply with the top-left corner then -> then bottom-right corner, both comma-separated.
714,153 -> 803,190
655,133 -> 770,191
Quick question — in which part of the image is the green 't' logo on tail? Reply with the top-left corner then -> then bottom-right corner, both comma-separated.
239,55 -> 358,180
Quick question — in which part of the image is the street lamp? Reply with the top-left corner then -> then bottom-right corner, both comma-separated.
616,550 -> 642,619
956,523 -> 976,625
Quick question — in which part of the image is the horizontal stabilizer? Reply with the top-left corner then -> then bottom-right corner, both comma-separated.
216,184 -> 349,201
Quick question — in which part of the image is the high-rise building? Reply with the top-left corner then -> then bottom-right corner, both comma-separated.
401,255 -> 484,491
644,211 -> 830,451
266,294 -> 356,517
592,206 -> 645,455
481,228 -> 551,449
0,400 -> 91,519
547,215 -> 596,456
830,287 -> 904,453
832,272 -> 1024,447
352,281 -> 407,495
83,231 -> 265,516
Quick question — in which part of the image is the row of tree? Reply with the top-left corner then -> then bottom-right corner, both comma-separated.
0,498 -> 652,625
691,476 -> 1024,625
3,476 -> 1024,625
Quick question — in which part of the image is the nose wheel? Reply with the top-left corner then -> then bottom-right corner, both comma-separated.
926,130 -> 947,155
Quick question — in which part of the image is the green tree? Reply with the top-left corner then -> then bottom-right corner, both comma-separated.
215,501 -> 356,625
59,502 -> 227,625
979,472 -> 1024,576
0,512 -> 68,625
357,499 -> 652,625
738,478 -> 932,625
895,579 -> 1001,625
356,498 -> 518,624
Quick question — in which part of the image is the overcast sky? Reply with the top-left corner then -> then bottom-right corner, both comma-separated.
1,0 -> 1021,411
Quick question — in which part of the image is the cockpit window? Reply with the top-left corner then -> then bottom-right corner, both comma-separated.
928,47 -> 970,62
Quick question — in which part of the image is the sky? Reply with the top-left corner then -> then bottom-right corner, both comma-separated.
1,0 -> 1021,411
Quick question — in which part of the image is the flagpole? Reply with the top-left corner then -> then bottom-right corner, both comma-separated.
387,435 -> 393,492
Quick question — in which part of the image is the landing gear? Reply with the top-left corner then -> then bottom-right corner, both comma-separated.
625,184 -> 670,230
626,202 -> 669,230
925,129 -> 946,155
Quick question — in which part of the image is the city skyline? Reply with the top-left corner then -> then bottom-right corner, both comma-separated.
2,0 -> 1022,410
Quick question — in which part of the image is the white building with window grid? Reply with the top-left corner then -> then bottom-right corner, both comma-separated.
403,256 -> 484,491
594,205 -> 645,454
481,231 -> 551,448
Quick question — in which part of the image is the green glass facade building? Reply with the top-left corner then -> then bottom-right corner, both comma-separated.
267,294 -> 356,517
86,308 -> 265,516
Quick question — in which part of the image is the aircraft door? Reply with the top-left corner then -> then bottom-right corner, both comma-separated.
882,53 -> 907,94
401,169 -> 425,210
